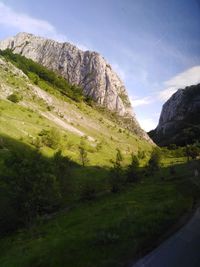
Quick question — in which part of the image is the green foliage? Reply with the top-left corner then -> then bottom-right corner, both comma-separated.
38,128 -> 61,149
185,144 -> 200,160
7,93 -> 22,103
0,171 -> 196,267
0,49 -> 84,102
148,148 -> 162,173
78,140 -> 89,166
1,150 -> 61,233
109,149 -> 124,193
115,148 -> 123,167
118,91 -> 131,107
126,153 -> 140,183
138,150 -> 146,159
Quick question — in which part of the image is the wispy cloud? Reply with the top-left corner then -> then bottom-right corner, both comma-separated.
0,2 -> 89,51
130,96 -> 153,107
159,65 -> 200,101
0,2 -> 67,41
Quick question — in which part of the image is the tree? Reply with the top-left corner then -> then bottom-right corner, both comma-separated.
110,149 -> 124,193
2,150 -> 61,227
126,153 -> 140,183
115,148 -> 123,168
148,148 -> 161,173
185,144 -> 200,161
79,140 -> 89,166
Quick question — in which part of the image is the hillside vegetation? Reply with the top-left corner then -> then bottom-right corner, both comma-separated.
0,49 -> 84,102
0,53 -> 199,267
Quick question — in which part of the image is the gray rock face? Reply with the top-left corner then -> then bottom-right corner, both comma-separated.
149,83 -> 200,145
0,32 -> 133,117
156,89 -> 186,134
0,32 -> 153,142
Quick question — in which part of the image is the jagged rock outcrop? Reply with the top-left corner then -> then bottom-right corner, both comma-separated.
0,32 -> 132,116
149,84 -> 200,146
0,32 -> 152,142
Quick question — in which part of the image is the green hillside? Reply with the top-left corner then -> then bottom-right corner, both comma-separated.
0,53 -> 199,267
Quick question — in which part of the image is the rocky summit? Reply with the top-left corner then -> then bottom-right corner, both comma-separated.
149,83 -> 200,146
0,32 -> 132,117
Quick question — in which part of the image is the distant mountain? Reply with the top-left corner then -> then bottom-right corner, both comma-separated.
0,32 -> 152,142
149,83 -> 200,146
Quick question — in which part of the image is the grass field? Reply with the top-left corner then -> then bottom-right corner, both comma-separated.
0,159 -> 198,267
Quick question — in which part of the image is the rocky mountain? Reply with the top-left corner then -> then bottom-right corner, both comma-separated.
0,32 -> 152,142
149,83 -> 200,146
0,32 -> 132,117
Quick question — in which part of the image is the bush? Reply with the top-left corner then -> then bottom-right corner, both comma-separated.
185,144 -> 200,160
7,93 -> 22,103
39,128 -> 61,149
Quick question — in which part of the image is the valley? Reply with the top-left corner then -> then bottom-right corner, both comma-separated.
0,35 -> 199,267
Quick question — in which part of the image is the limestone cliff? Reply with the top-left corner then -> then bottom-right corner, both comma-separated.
0,32 -> 133,116
0,32 -> 152,142
149,84 -> 200,146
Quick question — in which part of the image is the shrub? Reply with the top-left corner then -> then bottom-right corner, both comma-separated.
39,128 -> 61,149
7,93 -> 22,103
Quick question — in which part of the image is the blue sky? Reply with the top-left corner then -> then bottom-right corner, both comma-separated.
0,0 -> 200,130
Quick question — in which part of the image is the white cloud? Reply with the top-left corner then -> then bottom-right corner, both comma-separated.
130,96 -> 153,107
137,118 -> 157,132
0,2 -> 67,41
159,66 -> 200,101
0,2 -> 88,50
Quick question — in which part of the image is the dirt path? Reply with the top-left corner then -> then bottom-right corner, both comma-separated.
40,111 -> 95,142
